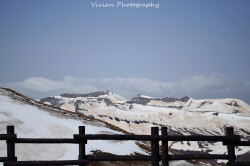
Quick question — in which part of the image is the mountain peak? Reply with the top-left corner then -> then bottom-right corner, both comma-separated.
60,91 -> 107,98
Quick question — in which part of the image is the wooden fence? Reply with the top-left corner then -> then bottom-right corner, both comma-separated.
0,126 -> 250,166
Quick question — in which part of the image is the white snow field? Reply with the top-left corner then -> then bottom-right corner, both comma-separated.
0,88 -> 146,166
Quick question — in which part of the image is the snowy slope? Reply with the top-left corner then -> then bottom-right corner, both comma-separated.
0,88 -> 146,165
39,91 -> 250,162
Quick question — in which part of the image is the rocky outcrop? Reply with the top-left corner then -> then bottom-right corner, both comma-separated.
61,91 -> 107,98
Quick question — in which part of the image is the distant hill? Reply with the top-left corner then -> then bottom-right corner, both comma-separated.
39,90 -> 250,163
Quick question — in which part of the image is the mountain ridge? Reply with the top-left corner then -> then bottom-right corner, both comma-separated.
39,90 -> 250,116
57,90 -> 249,111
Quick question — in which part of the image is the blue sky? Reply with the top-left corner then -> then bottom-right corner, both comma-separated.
0,0 -> 250,103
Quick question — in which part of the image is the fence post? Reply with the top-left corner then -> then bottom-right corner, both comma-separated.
151,127 -> 159,166
161,127 -> 169,166
6,126 -> 17,162
78,126 -> 87,166
226,127 -> 236,165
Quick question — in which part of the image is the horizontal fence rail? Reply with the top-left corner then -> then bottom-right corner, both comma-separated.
0,126 -> 250,166
74,134 -> 241,141
14,138 -> 78,144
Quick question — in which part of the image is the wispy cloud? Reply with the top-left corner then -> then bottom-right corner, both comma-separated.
1,74 -> 250,103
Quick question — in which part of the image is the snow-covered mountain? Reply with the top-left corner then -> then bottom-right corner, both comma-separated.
39,91 -> 250,163
0,88 -> 148,166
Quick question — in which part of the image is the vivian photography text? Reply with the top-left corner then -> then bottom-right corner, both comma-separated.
91,1 -> 160,9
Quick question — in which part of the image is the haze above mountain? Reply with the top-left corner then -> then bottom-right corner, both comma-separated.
1,74 -> 250,104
